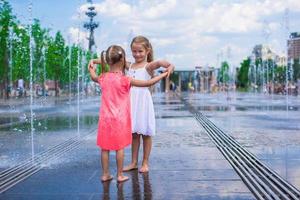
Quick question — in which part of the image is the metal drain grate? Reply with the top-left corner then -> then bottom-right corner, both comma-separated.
0,128 -> 96,193
179,95 -> 300,200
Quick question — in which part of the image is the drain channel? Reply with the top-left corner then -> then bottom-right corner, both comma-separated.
180,96 -> 300,200
0,128 -> 96,193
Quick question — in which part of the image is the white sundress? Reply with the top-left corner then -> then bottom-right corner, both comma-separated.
126,63 -> 156,136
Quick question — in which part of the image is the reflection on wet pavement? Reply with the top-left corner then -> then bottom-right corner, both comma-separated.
178,92 -> 300,190
1,92 -> 299,199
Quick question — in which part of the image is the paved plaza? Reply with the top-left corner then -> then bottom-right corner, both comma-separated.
1,92 -> 300,199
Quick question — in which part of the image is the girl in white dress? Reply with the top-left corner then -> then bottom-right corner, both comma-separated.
124,36 -> 175,173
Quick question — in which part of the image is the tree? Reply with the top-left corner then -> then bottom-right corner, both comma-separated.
0,1 -> 94,98
237,58 -> 250,88
218,61 -> 229,84
275,66 -> 285,84
46,31 -> 65,96
65,44 -> 82,95
31,19 -> 49,86
12,24 -> 30,87
0,0 -> 15,98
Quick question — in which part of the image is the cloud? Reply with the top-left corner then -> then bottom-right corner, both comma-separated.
185,0 -> 300,34
75,0 -> 298,35
80,0 -> 131,18
96,0 -> 131,17
71,0 -> 300,68
218,44 -> 250,65
71,0 -> 131,21
142,0 -> 177,19
68,27 -> 89,48
152,37 -> 176,47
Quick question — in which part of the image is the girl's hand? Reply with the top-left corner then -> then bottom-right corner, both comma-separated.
88,60 -> 95,72
162,71 -> 169,78
166,64 -> 175,78
88,60 -> 99,83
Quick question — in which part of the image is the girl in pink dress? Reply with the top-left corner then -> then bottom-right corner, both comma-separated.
88,45 -> 167,183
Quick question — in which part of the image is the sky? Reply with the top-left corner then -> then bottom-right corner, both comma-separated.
8,0 -> 300,70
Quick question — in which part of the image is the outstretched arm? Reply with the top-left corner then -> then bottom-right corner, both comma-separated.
130,72 -> 168,87
88,63 -> 99,83
90,58 -> 102,65
88,58 -> 106,73
146,60 -> 175,78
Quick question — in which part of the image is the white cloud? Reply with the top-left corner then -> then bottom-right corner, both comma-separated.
84,0 -> 131,18
96,0 -> 131,17
76,0 -> 297,35
142,0 -> 177,19
270,39 -> 286,55
219,44 -> 250,65
269,22 -> 280,32
72,0 -> 131,20
68,27 -> 89,48
152,37 -> 176,47
192,2 -> 262,33
71,0 -> 300,68
288,0 -> 300,10
184,34 -> 219,50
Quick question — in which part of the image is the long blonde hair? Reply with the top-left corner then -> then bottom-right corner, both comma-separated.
101,45 -> 126,73
131,36 -> 155,93
130,35 -> 154,62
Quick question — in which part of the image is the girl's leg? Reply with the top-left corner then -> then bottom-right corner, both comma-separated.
101,149 -> 113,182
139,135 -> 152,173
123,133 -> 140,171
116,149 -> 129,182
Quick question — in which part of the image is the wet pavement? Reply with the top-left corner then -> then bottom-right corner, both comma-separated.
182,92 -> 300,189
1,92 -> 299,199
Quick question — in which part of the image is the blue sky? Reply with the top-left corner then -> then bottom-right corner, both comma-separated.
9,0 -> 300,70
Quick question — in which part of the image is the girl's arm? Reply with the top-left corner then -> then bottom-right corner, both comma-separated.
88,64 -> 99,83
89,58 -> 106,74
146,60 -> 175,78
91,58 -> 102,65
130,72 -> 168,87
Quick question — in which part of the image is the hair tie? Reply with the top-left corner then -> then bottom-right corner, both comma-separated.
118,51 -> 122,55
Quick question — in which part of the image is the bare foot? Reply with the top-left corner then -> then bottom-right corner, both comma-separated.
101,175 -> 113,182
117,175 -> 129,182
123,163 -> 138,172
139,164 -> 149,173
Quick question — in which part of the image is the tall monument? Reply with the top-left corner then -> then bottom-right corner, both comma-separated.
84,0 -> 99,52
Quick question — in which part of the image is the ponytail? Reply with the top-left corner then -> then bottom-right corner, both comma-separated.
147,42 -> 154,62
100,50 -> 106,73
101,45 -> 126,74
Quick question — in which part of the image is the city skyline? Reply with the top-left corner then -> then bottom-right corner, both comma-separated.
9,0 -> 300,70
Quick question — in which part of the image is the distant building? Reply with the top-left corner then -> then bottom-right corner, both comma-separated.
195,66 -> 218,92
288,32 -> 300,60
171,69 -> 194,92
252,44 -> 287,66
274,54 -> 287,66
252,44 -> 276,60
164,66 -> 217,92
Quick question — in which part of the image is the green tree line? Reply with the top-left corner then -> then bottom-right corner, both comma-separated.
236,57 -> 300,90
0,0 -> 100,98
